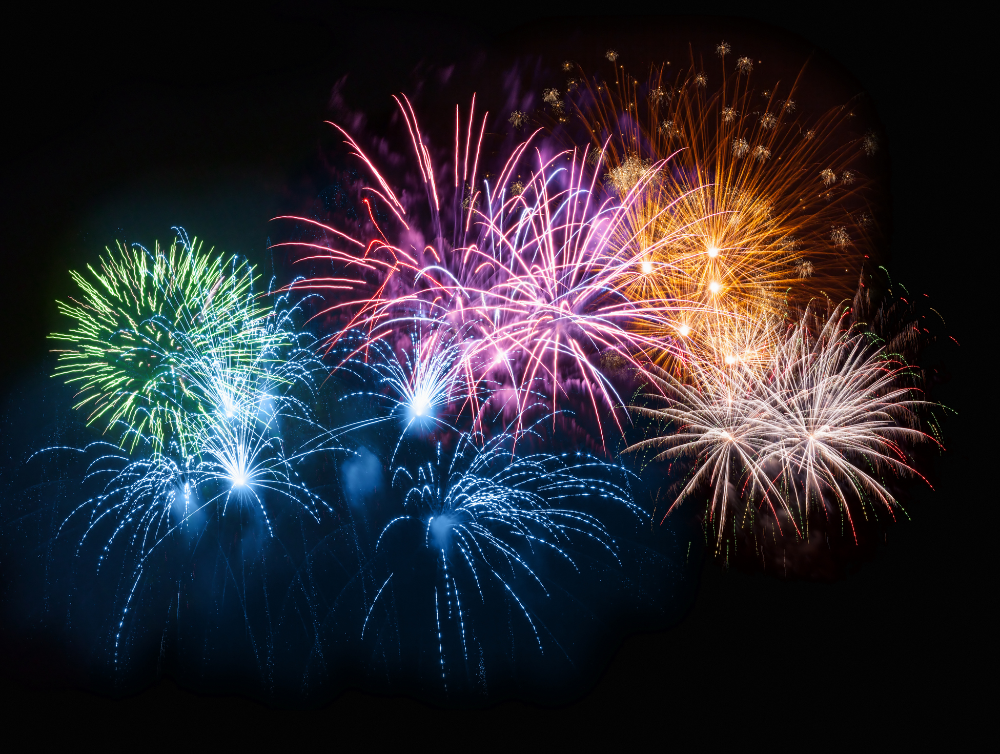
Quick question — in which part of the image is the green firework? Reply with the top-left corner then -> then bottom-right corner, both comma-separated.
50,235 -> 283,453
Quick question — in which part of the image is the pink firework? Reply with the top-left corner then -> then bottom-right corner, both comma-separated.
275,97 -> 687,451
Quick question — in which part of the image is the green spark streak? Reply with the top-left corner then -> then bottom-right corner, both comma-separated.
49,236 -> 286,455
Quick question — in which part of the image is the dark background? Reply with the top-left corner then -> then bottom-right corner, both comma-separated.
0,0 -> 984,744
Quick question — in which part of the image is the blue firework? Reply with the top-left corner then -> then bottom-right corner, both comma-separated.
358,425 -> 641,691
330,316 -> 494,459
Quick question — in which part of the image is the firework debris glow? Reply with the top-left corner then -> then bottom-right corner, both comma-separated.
1,29 -> 955,706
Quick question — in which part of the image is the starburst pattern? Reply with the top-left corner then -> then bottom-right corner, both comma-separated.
659,119 -> 681,139
626,303 -> 936,547
605,153 -> 654,195
795,259 -> 815,277
862,130 -> 879,156
830,226 -> 851,247
362,429 -> 639,682
49,232 -> 280,454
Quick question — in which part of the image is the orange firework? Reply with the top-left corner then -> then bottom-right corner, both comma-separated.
563,52 -> 877,373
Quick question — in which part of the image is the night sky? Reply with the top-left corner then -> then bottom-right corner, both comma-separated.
0,1 -> 982,743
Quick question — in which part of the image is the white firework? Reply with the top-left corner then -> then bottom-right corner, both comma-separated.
830,226 -> 851,247
756,307 -> 933,539
626,304 -> 936,545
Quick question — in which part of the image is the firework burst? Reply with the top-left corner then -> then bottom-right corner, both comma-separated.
49,230 -> 283,453
627,298 -> 938,553
360,426 -> 639,691
277,99 -> 691,450
564,56 -> 880,375
331,316 -> 492,458
40,235 -> 346,670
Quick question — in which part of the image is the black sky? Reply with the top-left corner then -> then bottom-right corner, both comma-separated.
0,0 -> 984,744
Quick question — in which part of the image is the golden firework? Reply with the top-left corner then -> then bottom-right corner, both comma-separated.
569,56 -> 876,372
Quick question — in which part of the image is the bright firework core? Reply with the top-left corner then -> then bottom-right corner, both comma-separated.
708,281 -> 722,294
641,259 -> 653,274
409,391 -> 431,418
707,245 -> 720,258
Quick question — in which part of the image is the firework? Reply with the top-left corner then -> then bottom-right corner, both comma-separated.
278,100 -> 690,450
41,237 -> 345,667
565,56 -> 879,375
862,130 -> 879,156
49,231 -> 282,453
464,148 -> 694,449
331,316 -> 491,458
9,18 -> 958,705
40,375 -> 340,665
360,427 -> 639,690
509,110 -> 529,129
626,299 -> 937,550
53,394 -> 332,579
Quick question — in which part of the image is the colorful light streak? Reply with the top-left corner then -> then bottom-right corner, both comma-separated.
361,426 -> 640,684
626,302 -> 938,549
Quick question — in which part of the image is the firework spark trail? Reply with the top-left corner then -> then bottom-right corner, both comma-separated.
43,395 -> 333,578
277,103 -> 710,449
627,303 -> 937,547
49,346 -> 333,546
756,304 -> 936,541
42,234 -> 350,668
361,424 -> 641,681
563,57 -> 879,373
272,94 -> 511,349
49,231 -> 289,454
625,359 -> 782,540
329,316 -> 496,458
33,380 -> 344,666
456,147 -> 713,447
